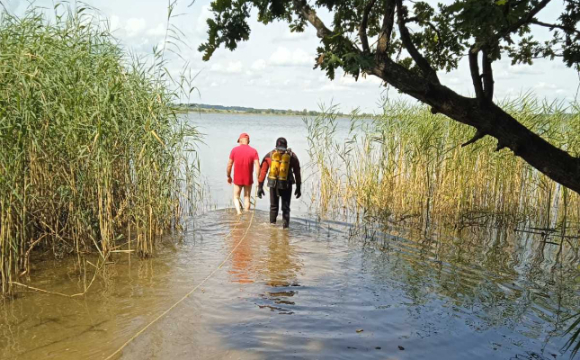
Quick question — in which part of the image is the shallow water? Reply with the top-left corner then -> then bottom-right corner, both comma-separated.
1,210 -> 578,359
1,112 -> 579,359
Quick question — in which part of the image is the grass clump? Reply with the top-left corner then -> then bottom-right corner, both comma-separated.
0,6 -> 198,294
306,97 -> 580,231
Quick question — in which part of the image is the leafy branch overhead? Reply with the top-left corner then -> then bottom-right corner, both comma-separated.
200,0 -> 580,78
199,0 -> 580,197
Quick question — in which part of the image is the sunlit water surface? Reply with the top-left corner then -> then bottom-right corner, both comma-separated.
0,113 -> 578,360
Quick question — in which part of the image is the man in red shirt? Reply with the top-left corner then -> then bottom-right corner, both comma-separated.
227,133 -> 260,215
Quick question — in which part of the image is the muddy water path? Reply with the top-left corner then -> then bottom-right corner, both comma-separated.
1,113 -> 580,359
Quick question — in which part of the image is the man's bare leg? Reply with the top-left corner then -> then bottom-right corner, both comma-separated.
243,185 -> 252,211
233,185 -> 243,215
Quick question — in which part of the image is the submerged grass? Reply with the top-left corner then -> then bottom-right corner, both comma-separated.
306,96 -> 580,232
0,6 -> 198,294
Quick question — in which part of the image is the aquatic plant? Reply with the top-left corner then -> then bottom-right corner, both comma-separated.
0,5 -> 199,294
306,96 -> 580,232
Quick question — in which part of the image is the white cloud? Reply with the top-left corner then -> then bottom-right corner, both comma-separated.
147,23 -> 166,37
336,74 -> 383,88
210,63 -> 223,72
210,61 -> 243,74
339,76 -> 357,86
494,70 -> 513,80
210,63 -> 223,73
274,30 -> 310,42
508,64 -> 542,75
534,82 -> 558,90
269,47 -> 313,66
109,15 -> 121,32
445,77 -> 461,85
226,61 -> 243,73
252,59 -> 267,71
196,5 -> 213,34
125,18 -> 146,37
319,82 -> 350,92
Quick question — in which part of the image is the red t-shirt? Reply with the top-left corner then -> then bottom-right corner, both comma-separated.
229,145 -> 259,186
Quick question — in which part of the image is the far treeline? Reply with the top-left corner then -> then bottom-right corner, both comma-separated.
177,103 -> 375,117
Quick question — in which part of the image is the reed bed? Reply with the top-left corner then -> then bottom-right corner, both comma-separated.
0,7 -> 198,294
306,97 -> 580,232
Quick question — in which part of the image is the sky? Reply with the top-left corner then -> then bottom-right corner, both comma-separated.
3,0 -> 578,113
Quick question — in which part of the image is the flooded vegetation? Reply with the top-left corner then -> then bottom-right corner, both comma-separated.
306,99 -> 580,231
0,7 -> 197,294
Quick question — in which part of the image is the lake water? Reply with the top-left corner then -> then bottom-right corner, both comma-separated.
0,112 -> 578,360
189,111 -> 351,214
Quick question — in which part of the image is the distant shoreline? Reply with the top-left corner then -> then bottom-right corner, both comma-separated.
174,107 -> 319,117
173,103 -> 375,118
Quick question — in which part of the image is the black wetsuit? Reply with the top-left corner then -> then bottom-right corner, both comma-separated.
259,149 -> 301,227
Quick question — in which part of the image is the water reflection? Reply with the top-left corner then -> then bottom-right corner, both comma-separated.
229,216 -> 256,284
263,227 -> 300,288
227,215 -> 301,288
357,221 -> 578,354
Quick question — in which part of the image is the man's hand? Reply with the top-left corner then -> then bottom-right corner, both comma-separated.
227,175 -> 232,184
294,184 -> 301,199
257,183 -> 265,199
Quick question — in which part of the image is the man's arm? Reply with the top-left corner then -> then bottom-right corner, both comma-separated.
258,153 -> 271,184
292,153 -> 302,199
291,153 -> 301,185
254,159 -> 260,183
226,159 -> 234,184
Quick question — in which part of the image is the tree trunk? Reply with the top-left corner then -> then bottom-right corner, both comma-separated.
371,57 -> 580,195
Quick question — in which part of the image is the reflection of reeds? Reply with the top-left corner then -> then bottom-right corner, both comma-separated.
0,7 -> 199,294
306,97 -> 580,231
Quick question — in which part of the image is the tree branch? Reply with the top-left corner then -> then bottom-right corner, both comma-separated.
531,19 -> 580,36
369,58 -> 580,195
359,0 -> 377,53
395,0 -> 440,83
292,0 -> 333,39
376,0 -> 396,55
482,48 -> 494,101
469,49 -> 484,100
473,0 -> 552,53
462,129 -> 487,147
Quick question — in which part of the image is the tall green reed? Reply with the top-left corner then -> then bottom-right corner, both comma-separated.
306,96 -> 580,231
0,5 -> 199,294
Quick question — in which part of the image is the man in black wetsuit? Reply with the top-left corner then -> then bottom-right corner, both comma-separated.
257,137 -> 302,228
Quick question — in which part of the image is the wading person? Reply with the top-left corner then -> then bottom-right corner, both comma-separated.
227,133 -> 260,215
257,137 -> 302,228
